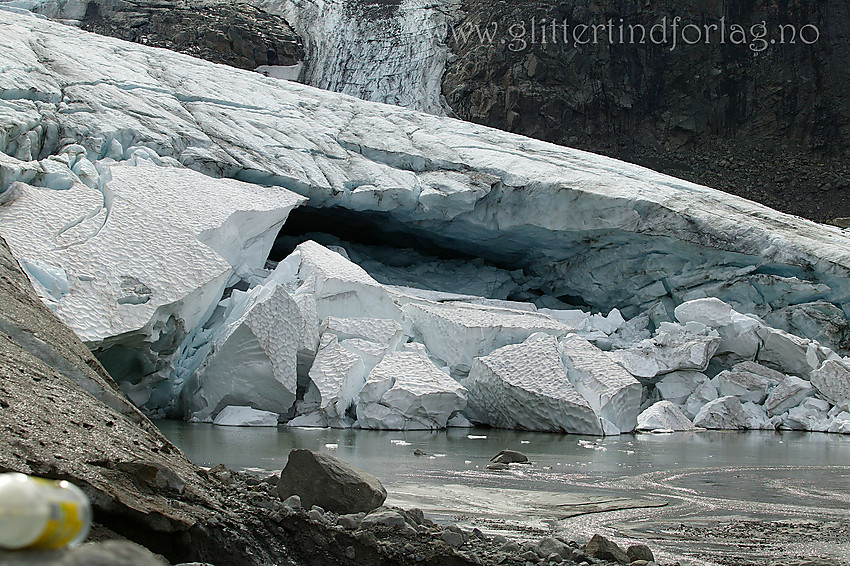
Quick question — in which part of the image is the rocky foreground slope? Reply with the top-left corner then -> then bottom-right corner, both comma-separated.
1,9 -> 850,438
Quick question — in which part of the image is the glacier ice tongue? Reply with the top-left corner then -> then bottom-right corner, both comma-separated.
1,7 -> 849,330
763,375 -> 815,416
559,334 -> 642,433
185,281 -> 302,421
693,396 -> 749,430
213,405 -> 280,427
711,361 -> 785,404
356,347 -> 467,430
402,301 -> 570,375
810,360 -> 850,412
636,401 -> 695,432
463,334 -> 603,435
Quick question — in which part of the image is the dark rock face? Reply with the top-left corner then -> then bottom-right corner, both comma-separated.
443,0 -> 850,223
79,0 -> 303,70
277,449 -> 388,514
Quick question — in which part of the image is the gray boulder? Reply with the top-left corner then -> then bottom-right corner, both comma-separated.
489,449 -> 529,464
277,449 -> 387,514
585,534 -> 629,564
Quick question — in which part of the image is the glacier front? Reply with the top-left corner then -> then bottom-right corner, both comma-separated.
2,9 -> 850,436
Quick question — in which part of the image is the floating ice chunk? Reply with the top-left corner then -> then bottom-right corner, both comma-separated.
356,349 -> 467,430
188,282 -> 302,420
287,412 -> 329,428
810,359 -> 850,411
608,328 -> 721,379
447,414 -> 474,428
403,301 -> 570,374
559,334 -> 641,433
827,412 -> 850,434
655,371 -> 708,405
741,402 -> 773,430
693,396 -> 749,430
321,316 -> 404,349
636,401 -> 695,432
464,334 -> 603,435
756,326 -> 823,377
784,397 -> 832,431
294,240 -> 402,322
674,298 -> 762,361
712,361 -> 784,404
213,405 -> 279,427
683,379 -> 719,419
764,375 -> 816,416
306,333 -> 368,426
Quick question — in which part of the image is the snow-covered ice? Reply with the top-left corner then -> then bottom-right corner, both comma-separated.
636,401 -> 695,432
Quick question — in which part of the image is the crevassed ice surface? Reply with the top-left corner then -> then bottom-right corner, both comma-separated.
1,10 -> 849,322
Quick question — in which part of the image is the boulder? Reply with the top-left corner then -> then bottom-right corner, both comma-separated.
277,449 -> 386,514
693,396 -> 749,430
490,450 -> 529,464
626,544 -> 655,563
636,401 -> 695,432
0,541 -> 168,566
810,360 -> 850,411
585,534 -> 629,564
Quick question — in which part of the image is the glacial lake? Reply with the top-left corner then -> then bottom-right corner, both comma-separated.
156,422 -> 850,566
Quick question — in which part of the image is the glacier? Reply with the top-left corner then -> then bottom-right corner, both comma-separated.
2,10 -> 850,435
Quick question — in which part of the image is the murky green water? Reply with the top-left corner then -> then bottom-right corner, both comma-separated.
156,422 -> 850,565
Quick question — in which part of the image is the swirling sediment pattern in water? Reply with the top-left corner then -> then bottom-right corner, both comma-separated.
156,422 -> 850,566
